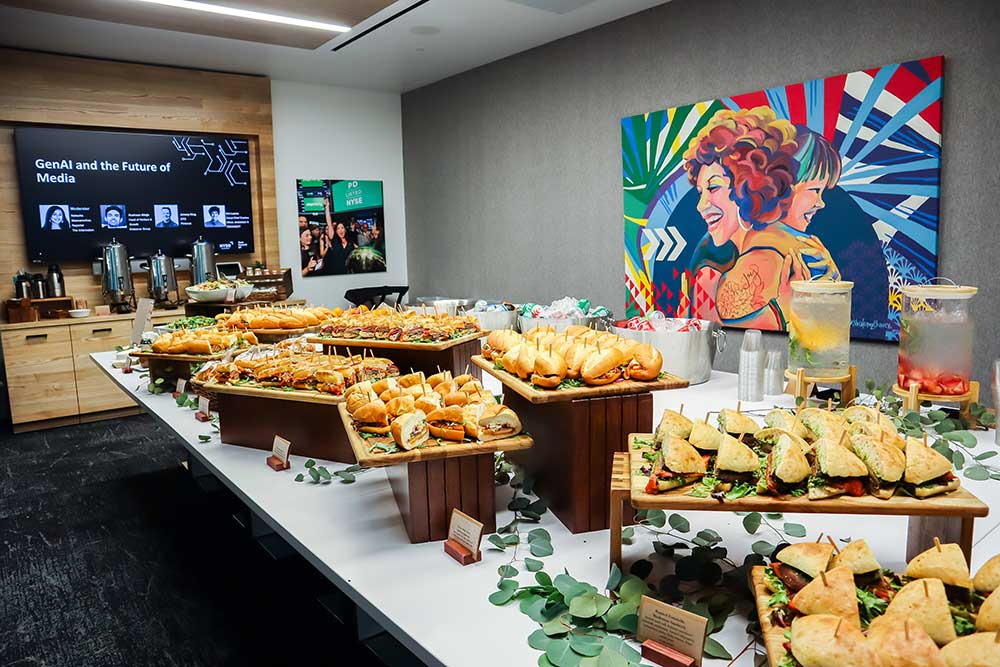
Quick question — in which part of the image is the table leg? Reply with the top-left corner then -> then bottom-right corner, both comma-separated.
906,515 -> 974,564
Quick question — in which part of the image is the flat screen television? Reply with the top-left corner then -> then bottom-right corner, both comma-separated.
15,127 -> 255,262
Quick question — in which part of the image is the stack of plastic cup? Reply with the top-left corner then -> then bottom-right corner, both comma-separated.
764,350 -> 785,395
738,330 -> 765,402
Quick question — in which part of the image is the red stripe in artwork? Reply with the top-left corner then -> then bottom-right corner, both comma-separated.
786,84 -> 807,125
730,90 -> 769,110
822,73 -> 847,140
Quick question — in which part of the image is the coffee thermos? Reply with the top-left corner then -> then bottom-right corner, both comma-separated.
29,274 -> 47,299
46,263 -> 65,298
13,270 -> 31,299
189,237 -> 217,284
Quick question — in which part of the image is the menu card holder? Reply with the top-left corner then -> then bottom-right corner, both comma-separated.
444,509 -> 483,565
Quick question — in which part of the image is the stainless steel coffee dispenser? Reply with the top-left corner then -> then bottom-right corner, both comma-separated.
99,238 -> 135,312
140,250 -> 178,304
189,238 -> 216,285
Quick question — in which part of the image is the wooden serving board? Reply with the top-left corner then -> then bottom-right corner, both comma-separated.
130,350 -> 228,362
750,566 -> 786,667
627,434 -> 989,517
472,355 -> 688,404
201,380 -> 344,405
307,329 -> 486,352
337,403 -> 532,467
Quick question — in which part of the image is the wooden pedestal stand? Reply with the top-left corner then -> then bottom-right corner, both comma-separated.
472,355 -> 688,534
338,403 -> 533,543
784,365 -> 857,408
130,351 -> 225,384
893,381 -> 980,424
308,333 -> 487,380
609,436 -> 989,571
209,383 -> 355,463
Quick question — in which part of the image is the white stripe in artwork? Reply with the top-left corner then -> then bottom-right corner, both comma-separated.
873,220 -> 896,243
836,116 -> 921,155
889,195 -> 928,219
673,108 -> 705,157
843,72 -> 940,145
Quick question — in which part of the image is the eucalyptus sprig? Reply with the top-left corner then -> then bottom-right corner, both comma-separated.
293,459 -> 368,484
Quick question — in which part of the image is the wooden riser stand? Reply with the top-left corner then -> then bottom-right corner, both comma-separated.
785,365 -> 857,408
317,338 -> 484,381
893,381 -> 980,425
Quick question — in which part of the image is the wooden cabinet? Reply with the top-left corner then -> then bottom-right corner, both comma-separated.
70,320 -> 136,414
1,326 -> 79,423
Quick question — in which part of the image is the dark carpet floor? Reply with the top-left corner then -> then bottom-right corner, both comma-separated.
0,415 -> 387,667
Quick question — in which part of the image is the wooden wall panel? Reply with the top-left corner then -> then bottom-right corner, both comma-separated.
0,48 -> 279,311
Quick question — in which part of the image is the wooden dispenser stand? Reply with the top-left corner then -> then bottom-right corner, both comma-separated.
892,381 -> 980,424
784,366 -> 857,408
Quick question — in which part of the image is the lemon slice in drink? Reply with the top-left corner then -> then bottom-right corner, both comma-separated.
788,310 -> 841,351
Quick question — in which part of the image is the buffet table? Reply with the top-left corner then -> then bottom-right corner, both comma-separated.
91,352 -> 1000,667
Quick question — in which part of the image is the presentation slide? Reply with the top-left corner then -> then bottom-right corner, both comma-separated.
15,127 -> 255,262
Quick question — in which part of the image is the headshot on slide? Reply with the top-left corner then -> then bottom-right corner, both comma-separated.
100,204 -> 127,229
154,204 -> 179,228
39,204 -> 70,231
203,205 -> 226,228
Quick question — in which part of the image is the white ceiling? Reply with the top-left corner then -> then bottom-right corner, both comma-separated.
0,0 -> 670,93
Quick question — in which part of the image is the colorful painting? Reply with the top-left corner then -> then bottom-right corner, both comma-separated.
623,56 -> 943,341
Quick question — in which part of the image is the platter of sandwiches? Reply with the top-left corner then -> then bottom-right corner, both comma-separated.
338,369 -> 532,466
472,325 -> 687,404
753,538 -> 1000,666
625,403 -> 989,515
133,329 -> 260,360
193,342 -> 399,404
215,306 -> 338,334
309,306 -> 484,351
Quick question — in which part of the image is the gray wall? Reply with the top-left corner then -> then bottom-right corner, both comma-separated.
402,0 -> 1000,388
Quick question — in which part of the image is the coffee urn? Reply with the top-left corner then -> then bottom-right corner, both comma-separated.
141,250 -> 178,304
99,238 -> 135,312
189,238 -> 217,285
46,264 -> 65,298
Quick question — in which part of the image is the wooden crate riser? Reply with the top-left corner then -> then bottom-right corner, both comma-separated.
322,339 -> 484,381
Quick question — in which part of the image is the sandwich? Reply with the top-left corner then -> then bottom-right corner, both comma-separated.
386,395 -> 415,419
580,347 -> 626,386
901,438 -> 960,498
613,337 -> 641,359
830,539 -> 899,617
379,386 -> 403,402
905,543 -> 973,591
531,349 -> 568,389
710,433 -> 760,495
478,405 -> 522,441
345,379 -> 373,401
884,578 -> 957,645
764,408 -> 811,440
404,382 -> 435,397
500,344 -> 522,374
625,343 -> 663,381
717,408 -> 759,438
799,408 -> 847,443
353,399 -> 391,435
977,590 -> 1000,632
975,554 -> 1000,594
515,344 -> 539,380
849,420 -> 905,450
563,324 -> 592,338
347,388 -> 377,415
791,566 -> 862,627
462,402 -> 487,439
755,427 -> 812,457
443,391 -> 469,407
397,372 -> 425,388
654,409 -> 693,442
938,632 -> 1000,667
830,539 -> 881,580
756,431 -> 812,496
426,370 -> 452,388
843,405 -> 899,440
564,343 -> 596,379
312,369 -> 344,394
414,392 -> 443,415
452,373 -> 475,388
425,406 -> 466,441
766,542 -> 835,596
459,380 -> 483,395
391,410 -> 428,450
522,325 -> 555,341
688,418 -> 722,452
433,380 -> 457,397
850,433 -> 906,499
788,614 -> 878,667
371,377 -> 398,395
864,614 -> 945,667
808,439 -> 868,500
643,437 -> 707,493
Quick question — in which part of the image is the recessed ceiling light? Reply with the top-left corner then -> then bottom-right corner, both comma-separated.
129,0 -> 350,32
409,25 -> 441,35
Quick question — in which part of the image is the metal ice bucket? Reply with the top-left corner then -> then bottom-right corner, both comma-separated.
612,319 -> 726,385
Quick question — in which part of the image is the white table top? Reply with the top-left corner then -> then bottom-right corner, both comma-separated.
93,352 -> 999,666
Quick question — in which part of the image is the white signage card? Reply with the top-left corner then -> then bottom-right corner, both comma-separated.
225,288 -> 236,304
271,435 -> 291,464
131,298 -> 155,345
447,509 -> 484,557
176,378 -> 187,394
198,395 -> 211,415
637,595 -> 708,666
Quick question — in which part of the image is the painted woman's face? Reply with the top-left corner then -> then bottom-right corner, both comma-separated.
695,162 -> 741,246
785,177 -> 826,232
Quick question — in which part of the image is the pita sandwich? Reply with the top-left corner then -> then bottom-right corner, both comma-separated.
756,427 -> 812,457
689,419 -> 722,451
775,542 -> 835,579
905,543 -> 972,589
865,614 -> 945,667
938,632 -> 1000,667
903,438 -> 960,498
717,408 -> 759,435
977,589 -> 1000,632
789,614 -> 878,667
765,408 -> 811,440
655,409 -> 693,442
884,578 -> 958,646
757,432 -> 812,497
799,407 -> 847,442
830,539 -> 881,576
975,554 -> 1000,594
644,437 -> 707,493
715,433 -> 759,473
851,433 -> 906,499
849,420 -> 906,450
792,566 -> 862,627
809,439 -> 869,500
